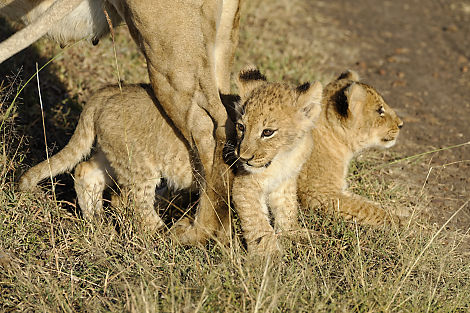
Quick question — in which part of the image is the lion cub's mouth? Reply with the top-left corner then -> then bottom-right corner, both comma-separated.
381,135 -> 398,148
382,130 -> 400,143
245,160 -> 272,169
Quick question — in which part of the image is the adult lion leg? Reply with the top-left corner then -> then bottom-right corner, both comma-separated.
176,109 -> 233,245
178,0 -> 242,243
214,0 -> 241,95
120,0 -> 233,244
185,0 -> 242,243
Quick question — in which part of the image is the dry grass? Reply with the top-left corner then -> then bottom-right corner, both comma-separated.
236,0 -> 359,85
1,0 -> 470,311
1,159 -> 469,311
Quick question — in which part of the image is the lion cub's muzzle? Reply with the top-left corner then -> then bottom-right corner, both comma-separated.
238,155 -> 254,164
237,154 -> 272,169
382,119 -> 403,146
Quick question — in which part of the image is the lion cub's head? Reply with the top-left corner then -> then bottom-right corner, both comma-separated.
324,70 -> 403,151
233,66 -> 322,173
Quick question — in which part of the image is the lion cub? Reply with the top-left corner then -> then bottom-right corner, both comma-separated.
297,70 -> 404,225
19,84 -> 194,231
230,67 -> 323,255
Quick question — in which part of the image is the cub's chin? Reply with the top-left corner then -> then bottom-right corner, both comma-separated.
242,160 -> 272,174
381,136 -> 398,148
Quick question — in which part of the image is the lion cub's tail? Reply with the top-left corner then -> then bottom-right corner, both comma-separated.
19,101 -> 98,191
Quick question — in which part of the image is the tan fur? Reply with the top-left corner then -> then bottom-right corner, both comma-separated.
0,0 -> 82,62
230,67 -> 323,255
19,71 -> 304,235
19,85 -> 194,231
2,0 -> 242,244
0,0 -> 121,47
297,70 -> 404,225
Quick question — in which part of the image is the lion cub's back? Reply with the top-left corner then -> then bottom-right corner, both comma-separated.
91,84 -> 193,189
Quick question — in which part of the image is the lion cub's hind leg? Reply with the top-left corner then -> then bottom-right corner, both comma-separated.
333,192 -> 402,226
74,149 -> 114,220
123,177 -> 166,233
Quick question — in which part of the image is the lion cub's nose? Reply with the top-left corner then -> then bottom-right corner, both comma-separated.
396,116 -> 404,129
239,155 -> 254,163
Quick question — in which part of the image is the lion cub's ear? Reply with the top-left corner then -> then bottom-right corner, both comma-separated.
344,82 -> 367,114
337,69 -> 360,81
237,65 -> 267,99
296,81 -> 323,122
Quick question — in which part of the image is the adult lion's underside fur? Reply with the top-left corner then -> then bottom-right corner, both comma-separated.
2,0 -> 242,244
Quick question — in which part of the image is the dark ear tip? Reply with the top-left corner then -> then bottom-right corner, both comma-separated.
296,82 -> 311,93
238,66 -> 267,82
337,69 -> 359,81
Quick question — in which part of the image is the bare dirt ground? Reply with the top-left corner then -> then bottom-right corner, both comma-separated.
1,0 -> 468,231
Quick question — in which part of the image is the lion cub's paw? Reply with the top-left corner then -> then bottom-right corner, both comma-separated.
248,233 -> 282,256
17,177 -> 41,193
170,217 -> 192,238
394,206 -> 413,225
139,212 -> 165,234
281,227 -> 318,243
386,211 -> 403,226
365,204 -> 405,227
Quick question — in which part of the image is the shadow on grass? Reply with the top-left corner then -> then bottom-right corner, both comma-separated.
0,17 -> 83,215
0,18 -> 200,225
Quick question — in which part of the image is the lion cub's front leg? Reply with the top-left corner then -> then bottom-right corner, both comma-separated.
232,176 -> 280,255
268,177 -> 307,241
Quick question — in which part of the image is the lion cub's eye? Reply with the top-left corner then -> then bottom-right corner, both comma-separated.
236,123 -> 245,132
377,106 -> 385,117
261,129 -> 275,138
